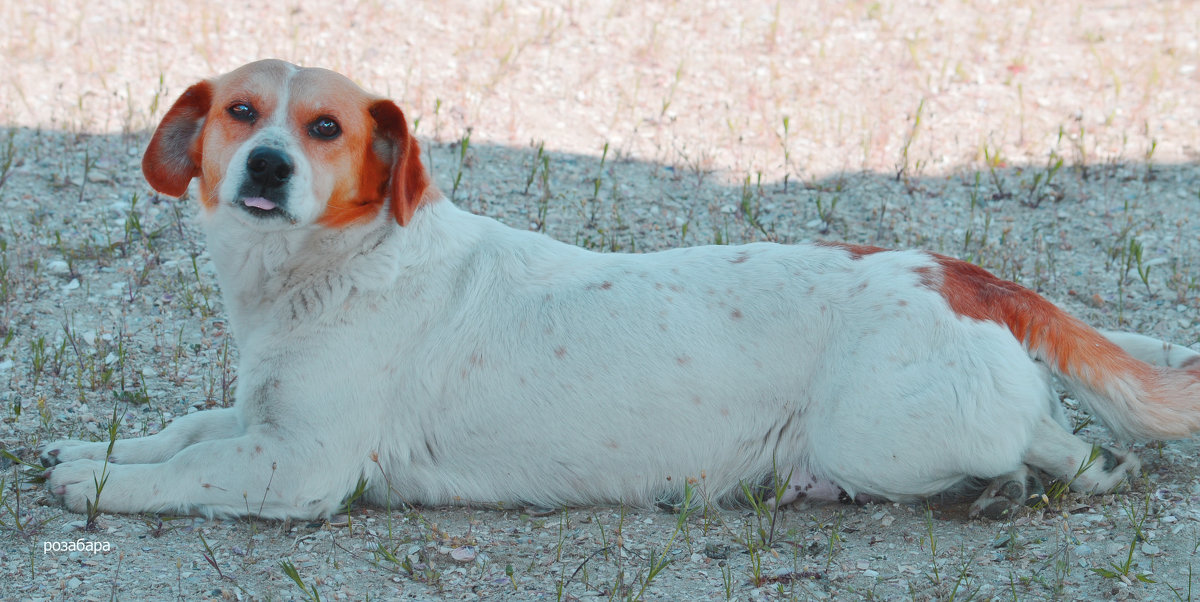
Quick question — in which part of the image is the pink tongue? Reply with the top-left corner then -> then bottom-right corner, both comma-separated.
244,197 -> 277,210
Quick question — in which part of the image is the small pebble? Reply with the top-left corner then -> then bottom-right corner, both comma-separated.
450,546 -> 476,562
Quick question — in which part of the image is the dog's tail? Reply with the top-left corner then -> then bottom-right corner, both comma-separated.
930,254 -> 1200,441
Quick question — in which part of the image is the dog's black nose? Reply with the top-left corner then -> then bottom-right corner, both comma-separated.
247,147 -> 293,188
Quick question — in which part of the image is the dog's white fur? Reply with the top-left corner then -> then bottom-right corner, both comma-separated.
43,60 -> 1200,519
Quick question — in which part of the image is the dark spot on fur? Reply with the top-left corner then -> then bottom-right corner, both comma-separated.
1100,448 -> 1119,472
913,265 -> 937,288
731,308 -> 743,320
425,438 -> 438,463
555,346 -> 567,358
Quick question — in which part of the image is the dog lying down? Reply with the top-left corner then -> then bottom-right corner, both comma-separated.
41,59 -> 1200,520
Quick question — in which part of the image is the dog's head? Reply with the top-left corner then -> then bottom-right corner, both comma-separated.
142,59 -> 430,228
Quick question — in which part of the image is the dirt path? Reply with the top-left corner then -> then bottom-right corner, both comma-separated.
2,1 -> 1199,599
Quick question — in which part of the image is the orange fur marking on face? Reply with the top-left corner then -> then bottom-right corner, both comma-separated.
316,157 -> 389,227
143,60 -> 434,228
316,99 -> 430,227
316,101 -> 429,228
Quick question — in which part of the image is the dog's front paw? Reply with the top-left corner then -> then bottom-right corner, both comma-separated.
45,459 -> 111,513
40,439 -> 113,466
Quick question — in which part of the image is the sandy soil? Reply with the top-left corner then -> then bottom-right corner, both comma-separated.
2,1 -> 1199,599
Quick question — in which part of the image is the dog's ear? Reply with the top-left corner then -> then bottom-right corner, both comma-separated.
142,81 -> 213,197
369,100 -> 430,226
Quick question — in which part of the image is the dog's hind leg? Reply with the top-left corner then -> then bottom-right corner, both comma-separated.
968,416 -> 1139,519
969,415 -> 1139,519
40,407 -> 242,466
1022,414 -> 1141,493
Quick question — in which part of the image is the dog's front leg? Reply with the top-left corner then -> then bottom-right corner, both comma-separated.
41,407 -> 242,466
46,425 -> 351,519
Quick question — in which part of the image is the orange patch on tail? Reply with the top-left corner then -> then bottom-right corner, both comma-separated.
928,254 -> 1145,389
821,242 -> 1200,439
929,255 -> 1200,439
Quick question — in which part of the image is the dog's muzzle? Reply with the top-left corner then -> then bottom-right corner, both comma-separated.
238,146 -> 293,215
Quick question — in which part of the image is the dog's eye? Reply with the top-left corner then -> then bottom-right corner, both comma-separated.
309,117 -> 341,140
227,103 -> 257,122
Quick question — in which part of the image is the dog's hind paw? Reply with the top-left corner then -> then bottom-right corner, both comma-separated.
969,468 -> 1045,520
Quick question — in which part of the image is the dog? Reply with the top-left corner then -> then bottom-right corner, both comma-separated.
42,59 -> 1200,520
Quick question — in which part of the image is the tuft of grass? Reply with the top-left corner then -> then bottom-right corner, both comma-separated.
896,97 -> 926,188
738,172 -> 773,239
1023,148 -> 1064,208
84,402 -> 123,531
1168,564 -> 1194,601
0,129 -> 16,192
631,480 -> 696,600
1036,445 -> 1104,509
581,141 -> 610,228
280,559 -> 322,601
981,143 -> 1009,200
340,475 -> 369,534
1091,493 -> 1156,584
778,116 -> 793,192
451,128 -> 472,202
0,455 -> 47,539
920,505 -> 941,585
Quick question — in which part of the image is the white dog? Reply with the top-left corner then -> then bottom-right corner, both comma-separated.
43,60 -> 1200,520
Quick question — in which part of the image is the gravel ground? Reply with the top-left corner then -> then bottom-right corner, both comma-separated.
2,1 -> 1200,599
